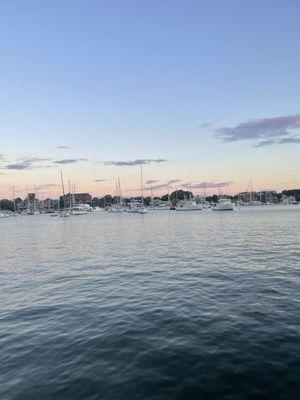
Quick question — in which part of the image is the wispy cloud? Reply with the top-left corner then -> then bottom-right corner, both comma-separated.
143,179 -> 181,191
145,180 -> 159,184
182,181 -> 233,189
36,184 -> 60,190
253,139 -> 276,148
198,122 -> 213,129
2,156 -> 53,170
5,163 -> 31,170
56,145 -> 70,149
279,137 -> 300,144
54,158 -> 89,164
94,179 -> 107,182
17,157 -> 53,163
215,114 -> 300,147
103,159 -> 167,167
4,163 -> 53,170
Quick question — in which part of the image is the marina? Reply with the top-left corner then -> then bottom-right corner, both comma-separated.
1,1 -> 300,398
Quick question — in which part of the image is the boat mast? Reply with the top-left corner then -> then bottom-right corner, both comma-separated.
12,185 -> 16,212
60,170 -> 66,210
73,183 -> 76,206
118,177 -> 122,205
27,186 -> 30,213
140,165 -> 144,206
68,180 -> 72,210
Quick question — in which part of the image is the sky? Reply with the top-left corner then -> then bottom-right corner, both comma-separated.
0,0 -> 300,199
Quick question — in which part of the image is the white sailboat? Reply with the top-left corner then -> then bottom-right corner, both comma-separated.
126,166 -> 148,213
59,171 -> 70,217
69,181 -> 88,215
137,165 -> 148,213
107,178 -> 125,212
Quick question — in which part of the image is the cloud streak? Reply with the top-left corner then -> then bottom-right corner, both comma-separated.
198,122 -> 213,129
215,114 -> 300,147
56,145 -> 70,149
103,159 -> 167,167
253,139 -> 276,148
2,156 -> 53,170
94,179 -> 107,182
181,181 -> 233,189
36,184 -> 60,190
54,158 -> 89,164
143,179 -> 181,191
279,137 -> 300,144
5,163 -> 31,170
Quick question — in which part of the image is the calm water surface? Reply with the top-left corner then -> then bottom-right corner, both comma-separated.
1,206 -> 300,399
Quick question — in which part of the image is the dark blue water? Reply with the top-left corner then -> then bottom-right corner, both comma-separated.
1,206 -> 300,399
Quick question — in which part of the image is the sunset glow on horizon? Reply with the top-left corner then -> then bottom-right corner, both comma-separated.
0,1 -> 299,199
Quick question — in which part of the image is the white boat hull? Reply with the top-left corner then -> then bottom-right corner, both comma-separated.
175,207 -> 202,211
212,205 -> 234,211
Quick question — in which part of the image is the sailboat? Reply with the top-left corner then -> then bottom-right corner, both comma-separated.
137,165 -> 148,213
69,181 -> 88,215
107,178 -> 125,212
11,186 -> 20,216
125,166 -> 148,213
59,171 -> 70,217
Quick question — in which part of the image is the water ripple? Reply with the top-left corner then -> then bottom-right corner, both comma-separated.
1,206 -> 300,399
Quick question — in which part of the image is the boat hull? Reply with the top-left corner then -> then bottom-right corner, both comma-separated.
175,207 -> 202,211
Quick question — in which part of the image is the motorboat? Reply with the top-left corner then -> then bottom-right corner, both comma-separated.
212,197 -> 234,211
125,201 -> 148,213
175,200 -> 202,211
70,205 -> 88,215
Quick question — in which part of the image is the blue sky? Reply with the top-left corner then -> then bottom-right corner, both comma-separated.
0,0 -> 300,197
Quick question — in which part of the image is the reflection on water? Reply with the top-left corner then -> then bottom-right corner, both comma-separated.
1,206 -> 300,399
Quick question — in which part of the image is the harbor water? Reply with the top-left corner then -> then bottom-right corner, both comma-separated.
1,206 -> 300,399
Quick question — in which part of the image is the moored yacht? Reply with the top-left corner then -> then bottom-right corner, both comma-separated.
175,199 -> 202,211
212,197 -> 234,211
106,204 -> 125,213
70,205 -> 88,215
125,200 -> 148,213
59,170 -> 70,217
126,166 -> 148,214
